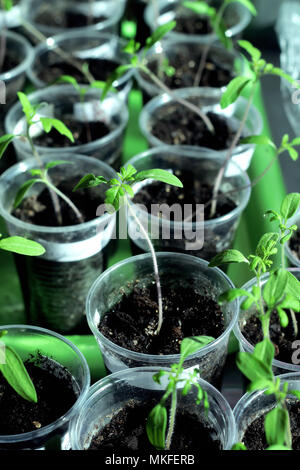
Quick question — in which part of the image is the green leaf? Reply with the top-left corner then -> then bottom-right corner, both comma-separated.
17,92 -> 35,124
286,145 -> 298,161
73,174 -> 108,191
236,352 -> 274,383
0,134 -> 14,159
209,249 -> 249,267
2,0 -> 13,11
225,0 -> 257,16
220,76 -> 253,109
218,288 -> 253,304
240,134 -> 276,148
266,445 -> 291,451
290,389 -> 300,400
285,272 -> 300,302
135,169 -> 183,188
268,67 -> 298,86
231,442 -> 247,450
146,404 -> 167,450
123,164 -> 137,181
183,1 -> 216,18
277,308 -> 289,328
263,269 -> 288,309
290,137 -> 300,146
180,336 -> 214,363
90,80 -> 105,90
13,179 -> 37,209
247,379 -> 275,393
238,40 -> 261,62
40,118 -> 74,143
144,21 -> 177,52
0,345 -> 37,403
105,186 -> 122,211
280,193 -> 300,220
57,75 -> 80,92
253,338 -> 275,370
101,65 -> 133,100
45,160 -> 72,170
265,407 -> 289,446
256,232 -> 279,258
0,237 -> 45,256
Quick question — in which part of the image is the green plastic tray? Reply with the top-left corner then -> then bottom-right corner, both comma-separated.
0,85 -> 286,382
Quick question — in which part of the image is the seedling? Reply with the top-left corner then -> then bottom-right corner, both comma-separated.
101,21 -> 215,133
209,40 -> 300,218
183,0 -> 257,85
209,193 -> 300,450
146,336 -> 214,450
73,163 -> 183,336
0,92 -> 84,226
0,330 -> 37,403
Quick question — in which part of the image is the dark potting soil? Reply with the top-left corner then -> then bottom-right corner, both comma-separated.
88,399 -> 221,451
290,229 -> 300,262
33,119 -> 110,148
133,168 -> 237,222
0,53 -> 19,74
0,354 -> 78,435
35,11 -> 106,29
13,175 -> 103,227
173,16 -> 213,35
151,110 -> 237,150
242,311 -> 300,364
99,278 -> 225,355
242,402 -> 300,450
146,52 -> 234,89
37,58 -> 120,87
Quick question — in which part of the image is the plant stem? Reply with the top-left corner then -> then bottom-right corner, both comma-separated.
126,199 -> 163,335
140,65 -> 215,134
45,178 -> 84,224
165,390 -> 177,451
209,83 -> 257,219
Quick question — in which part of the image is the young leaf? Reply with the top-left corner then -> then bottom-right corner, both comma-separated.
0,134 -> 15,159
240,134 -> 276,148
183,1 -> 216,18
263,269 -> 288,309
0,345 -> 37,403
45,160 -> 72,170
236,352 -> 274,383
256,232 -> 279,259
0,237 -> 45,256
266,445 -> 291,451
285,271 -> 300,301
290,390 -> 300,400
73,174 -> 108,191
134,169 -> 183,188
101,65 -> 133,101
17,92 -> 35,124
209,249 -> 249,267
253,338 -> 275,371
144,21 -> 177,52
146,404 -> 167,450
218,288 -> 253,304
280,193 -> 300,220
231,442 -> 247,450
180,336 -> 214,363
40,118 -> 74,143
57,75 -> 80,92
220,76 -> 253,109
105,186 -> 121,211
13,179 -> 37,209
238,40 -> 261,62
268,67 -> 299,87
265,407 -> 289,446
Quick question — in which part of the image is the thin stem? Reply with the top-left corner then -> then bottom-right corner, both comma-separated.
45,178 -> 84,224
165,390 -> 177,451
126,199 -> 163,335
140,65 -> 215,134
209,83 -> 257,218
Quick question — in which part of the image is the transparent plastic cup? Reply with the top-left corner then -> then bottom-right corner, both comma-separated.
285,211 -> 300,268
234,372 -> 300,449
5,84 -> 128,168
0,3 -> 21,28
27,30 -> 134,102
86,252 -> 239,385
234,269 -> 300,375
0,30 -> 33,107
135,39 -> 244,100
144,0 -> 252,43
0,153 -> 117,333
0,324 -> 90,450
139,87 -> 263,173
126,146 -> 251,261
20,0 -> 126,37
69,366 -> 237,450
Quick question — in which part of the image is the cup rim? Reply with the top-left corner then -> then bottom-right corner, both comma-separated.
86,252 -> 239,362
0,30 -> 33,82
5,84 -> 129,154
27,30 -> 134,89
0,153 -> 116,234
69,365 -> 237,450
138,86 -> 263,155
126,145 -> 251,229
0,324 -> 91,444
234,268 -> 300,373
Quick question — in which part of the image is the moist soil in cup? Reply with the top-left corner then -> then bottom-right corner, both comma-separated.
34,10 -> 106,29
241,401 -> 300,450
146,51 -> 234,90
290,229 -> 300,262
37,58 -> 120,87
32,118 -> 110,148
88,398 -> 222,451
0,52 -> 19,74
0,353 -> 78,435
173,15 -> 213,35
150,109 -> 237,149
99,276 -> 225,355
12,176 -> 107,333
241,310 -> 300,364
